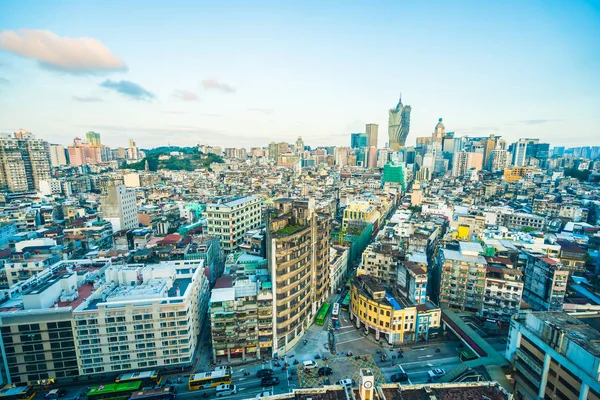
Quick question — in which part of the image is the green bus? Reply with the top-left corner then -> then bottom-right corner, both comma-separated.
87,381 -> 143,400
460,349 -> 478,362
315,303 -> 331,325
341,292 -> 351,311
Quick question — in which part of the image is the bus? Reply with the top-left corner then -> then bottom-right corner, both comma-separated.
115,370 -> 162,388
460,349 -> 479,362
188,369 -> 232,391
87,382 -> 143,400
315,303 -> 331,326
331,303 -> 340,320
0,386 -> 36,400
341,292 -> 350,311
129,387 -> 176,400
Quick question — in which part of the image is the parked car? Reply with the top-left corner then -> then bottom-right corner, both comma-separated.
318,367 -> 333,376
256,369 -> 274,378
303,360 -> 318,370
391,373 -> 409,382
428,368 -> 446,379
261,377 -> 280,387
337,379 -> 353,388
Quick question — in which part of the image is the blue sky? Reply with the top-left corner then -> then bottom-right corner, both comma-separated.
0,0 -> 599,149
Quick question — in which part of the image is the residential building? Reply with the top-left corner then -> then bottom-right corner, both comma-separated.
452,150 -> 483,177
511,138 -> 529,166
438,242 -> 487,313
350,274 -> 440,344
522,252 -> 569,311
506,311 -> 600,400
397,261 -> 428,305
388,95 -> 412,151
503,166 -> 534,183
495,211 -> 546,232
85,131 -> 101,146
329,246 -> 349,294
342,202 -> 380,231
205,196 -> 262,253
556,239 -> 587,273
101,184 -> 138,232
481,257 -> 523,323
382,162 -> 407,191
210,252 -> 272,361
0,131 -> 51,192
358,243 -> 400,287
266,198 -> 331,354
49,144 -> 67,167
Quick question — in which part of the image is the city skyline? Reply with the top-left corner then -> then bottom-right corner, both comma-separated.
0,1 -> 599,148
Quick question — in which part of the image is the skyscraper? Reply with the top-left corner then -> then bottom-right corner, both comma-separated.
365,124 -> 378,148
432,118 -> 445,143
388,95 -> 412,151
49,144 -> 67,167
350,133 -> 368,149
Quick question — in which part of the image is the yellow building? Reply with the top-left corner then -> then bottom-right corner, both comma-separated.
350,275 -> 440,344
342,202 -> 380,230
503,166 -> 540,183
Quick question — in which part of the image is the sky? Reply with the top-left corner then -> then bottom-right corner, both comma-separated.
0,0 -> 599,149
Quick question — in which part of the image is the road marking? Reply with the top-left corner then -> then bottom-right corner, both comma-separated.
399,356 -> 458,367
336,337 -> 366,345
418,355 -> 433,359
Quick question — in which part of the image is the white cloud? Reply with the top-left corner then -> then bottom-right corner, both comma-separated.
172,89 -> 199,102
201,78 -> 236,93
0,29 -> 127,74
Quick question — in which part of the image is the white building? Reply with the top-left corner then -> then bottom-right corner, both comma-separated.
49,144 -> 67,167
39,179 -> 63,196
73,260 -> 209,376
123,173 -> 141,188
101,184 -> 138,232
205,196 -> 262,252
329,246 -> 349,294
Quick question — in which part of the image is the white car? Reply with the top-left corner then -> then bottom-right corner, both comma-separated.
256,391 -> 272,398
303,360 -> 318,370
428,368 -> 446,378
338,378 -> 353,388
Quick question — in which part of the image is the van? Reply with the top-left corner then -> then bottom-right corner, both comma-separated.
215,384 -> 237,397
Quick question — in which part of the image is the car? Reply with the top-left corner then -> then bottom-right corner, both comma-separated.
255,391 -> 272,398
391,372 -> 409,382
256,368 -> 275,378
318,367 -> 333,376
45,390 -> 67,400
428,368 -> 446,378
303,360 -> 318,370
215,384 -> 237,397
337,379 -> 353,388
261,377 -> 280,387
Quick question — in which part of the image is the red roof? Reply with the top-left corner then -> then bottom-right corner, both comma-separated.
158,233 -> 183,245
214,276 -> 233,289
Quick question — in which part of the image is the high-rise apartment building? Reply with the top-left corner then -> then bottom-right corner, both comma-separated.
481,258 -> 523,323
101,183 -> 138,232
350,133 -> 368,149
205,196 -> 262,253
367,146 -> 377,169
365,124 -> 378,149
388,95 -> 412,151
295,136 -> 304,154
49,144 -> 67,167
85,131 -> 101,146
451,150 -> 483,177
522,252 -> 568,311
268,142 -> 278,163
267,198 -> 331,354
438,242 -> 487,312
506,311 -> 600,400
0,131 -> 51,192
511,138 -> 532,166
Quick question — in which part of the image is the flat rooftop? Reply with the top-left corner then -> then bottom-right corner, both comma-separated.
380,383 -> 510,400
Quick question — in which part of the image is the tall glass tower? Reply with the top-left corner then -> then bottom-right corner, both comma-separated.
388,95 -> 412,151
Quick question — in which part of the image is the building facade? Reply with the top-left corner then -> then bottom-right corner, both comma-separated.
205,196 -> 262,253
506,311 -> 600,400
522,252 -> 568,311
267,198 -> 331,354
0,132 -> 51,192
101,184 -> 138,232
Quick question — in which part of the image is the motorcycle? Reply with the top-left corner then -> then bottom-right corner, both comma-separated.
315,354 -> 321,359
177,377 -> 182,384
347,351 -> 353,357
243,371 -> 250,376
274,362 -> 282,367
282,365 -> 287,371
303,339 -> 308,345
435,348 -> 441,353
293,359 -> 299,365
376,349 -> 382,354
